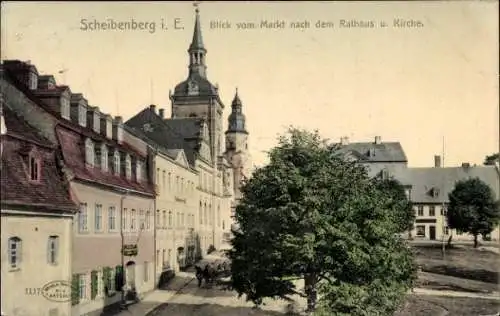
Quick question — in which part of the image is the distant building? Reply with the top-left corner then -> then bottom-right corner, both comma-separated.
1,100 -> 77,316
396,160 -> 500,241
1,60 -> 156,316
334,135 -> 408,179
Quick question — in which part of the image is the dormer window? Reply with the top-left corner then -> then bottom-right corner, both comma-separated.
367,148 -> 376,157
29,72 -> 38,90
113,150 -> 120,175
101,144 -> 108,172
78,105 -> 87,127
29,156 -> 40,181
430,187 -> 440,198
136,160 -> 142,182
125,154 -> 132,179
85,138 -> 94,167
61,97 -> 70,120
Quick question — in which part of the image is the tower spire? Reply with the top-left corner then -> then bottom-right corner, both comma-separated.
188,2 -> 207,78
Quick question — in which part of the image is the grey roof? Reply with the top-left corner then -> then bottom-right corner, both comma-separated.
335,142 -> 408,163
163,118 -> 203,140
125,107 -> 203,166
394,165 -> 500,204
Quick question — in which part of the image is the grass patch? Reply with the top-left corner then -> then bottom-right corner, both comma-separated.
396,295 -> 500,316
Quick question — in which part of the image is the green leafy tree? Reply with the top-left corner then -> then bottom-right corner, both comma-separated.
229,127 -> 417,315
447,177 -> 500,248
483,153 -> 499,166
373,178 -> 415,235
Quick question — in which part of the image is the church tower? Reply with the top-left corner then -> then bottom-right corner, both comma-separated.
170,6 -> 225,162
224,88 -> 251,200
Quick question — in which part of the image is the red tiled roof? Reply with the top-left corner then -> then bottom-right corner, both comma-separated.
56,126 -> 155,196
1,110 -> 77,212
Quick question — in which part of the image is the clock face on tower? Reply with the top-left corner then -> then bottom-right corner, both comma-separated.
187,80 -> 199,95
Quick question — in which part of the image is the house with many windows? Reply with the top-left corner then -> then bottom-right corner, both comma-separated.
1,98 -> 77,316
397,158 -> 500,241
1,60 -> 156,316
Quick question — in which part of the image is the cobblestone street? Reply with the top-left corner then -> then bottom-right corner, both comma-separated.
146,274 -> 306,316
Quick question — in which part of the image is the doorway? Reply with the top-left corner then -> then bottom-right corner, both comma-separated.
429,226 -> 436,240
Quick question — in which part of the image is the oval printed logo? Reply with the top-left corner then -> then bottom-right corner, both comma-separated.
41,280 -> 71,302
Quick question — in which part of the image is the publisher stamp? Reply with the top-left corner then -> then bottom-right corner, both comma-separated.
25,280 -> 72,302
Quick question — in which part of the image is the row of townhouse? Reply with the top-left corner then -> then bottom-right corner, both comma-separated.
336,136 -> 500,242
1,9 -> 250,316
0,59 -> 247,316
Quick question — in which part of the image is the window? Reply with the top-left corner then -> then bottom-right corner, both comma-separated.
114,151 -> 120,175
139,210 -> 145,230
168,172 -> 172,190
144,262 -> 149,282
78,105 -> 87,126
162,211 -> 167,229
125,155 -> 132,179
8,237 -> 21,269
85,139 -> 94,167
444,226 -> 449,235
108,206 -> 116,231
156,210 -> 160,228
162,171 -> 166,194
168,249 -> 172,267
222,220 -> 225,230
156,168 -> 160,187
61,97 -> 70,119
122,208 -> 128,231
181,213 -> 185,227
79,274 -> 87,300
168,211 -> 173,227
417,206 -> 424,216
204,203 -> 208,226
97,270 -> 104,297
95,204 -> 103,231
29,72 -> 38,90
146,211 -> 151,229
416,225 -> 425,237
429,205 -> 435,217
440,206 -> 448,216
48,236 -> 59,265
79,203 -> 88,232
131,209 -> 136,230
199,201 -> 203,225
100,145 -> 108,172
209,204 -> 212,225
217,205 -> 221,227
27,155 -> 40,181
176,176 -> 179,193
156,250 -> 160,267
162,249 -> 166,267
181,178 -> 184,194
136,161 -> 142,182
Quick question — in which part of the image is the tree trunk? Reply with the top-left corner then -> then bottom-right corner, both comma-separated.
473,234 -> 478,248
447,234 -> 453,247
304,273 -> 318,313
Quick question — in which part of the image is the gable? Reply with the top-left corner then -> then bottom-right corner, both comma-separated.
175,150 -> 190,168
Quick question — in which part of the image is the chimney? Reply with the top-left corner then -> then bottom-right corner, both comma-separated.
70,93 -> 88,127
87,106 -> 101,133
340,136 -> 349,145
434,155 -> 442,168
149,104 -> 156,113
100,114 -> 113,139
2,60 -> 39,90
158,108 -> 165,119
374,136 -> 381,144
112,116 -> 124,144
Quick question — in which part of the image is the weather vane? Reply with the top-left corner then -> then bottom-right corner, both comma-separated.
193,1 -> 200,13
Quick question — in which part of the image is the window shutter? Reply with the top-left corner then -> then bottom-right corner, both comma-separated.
18,238 -> 22,264
47,238 -> 51,263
